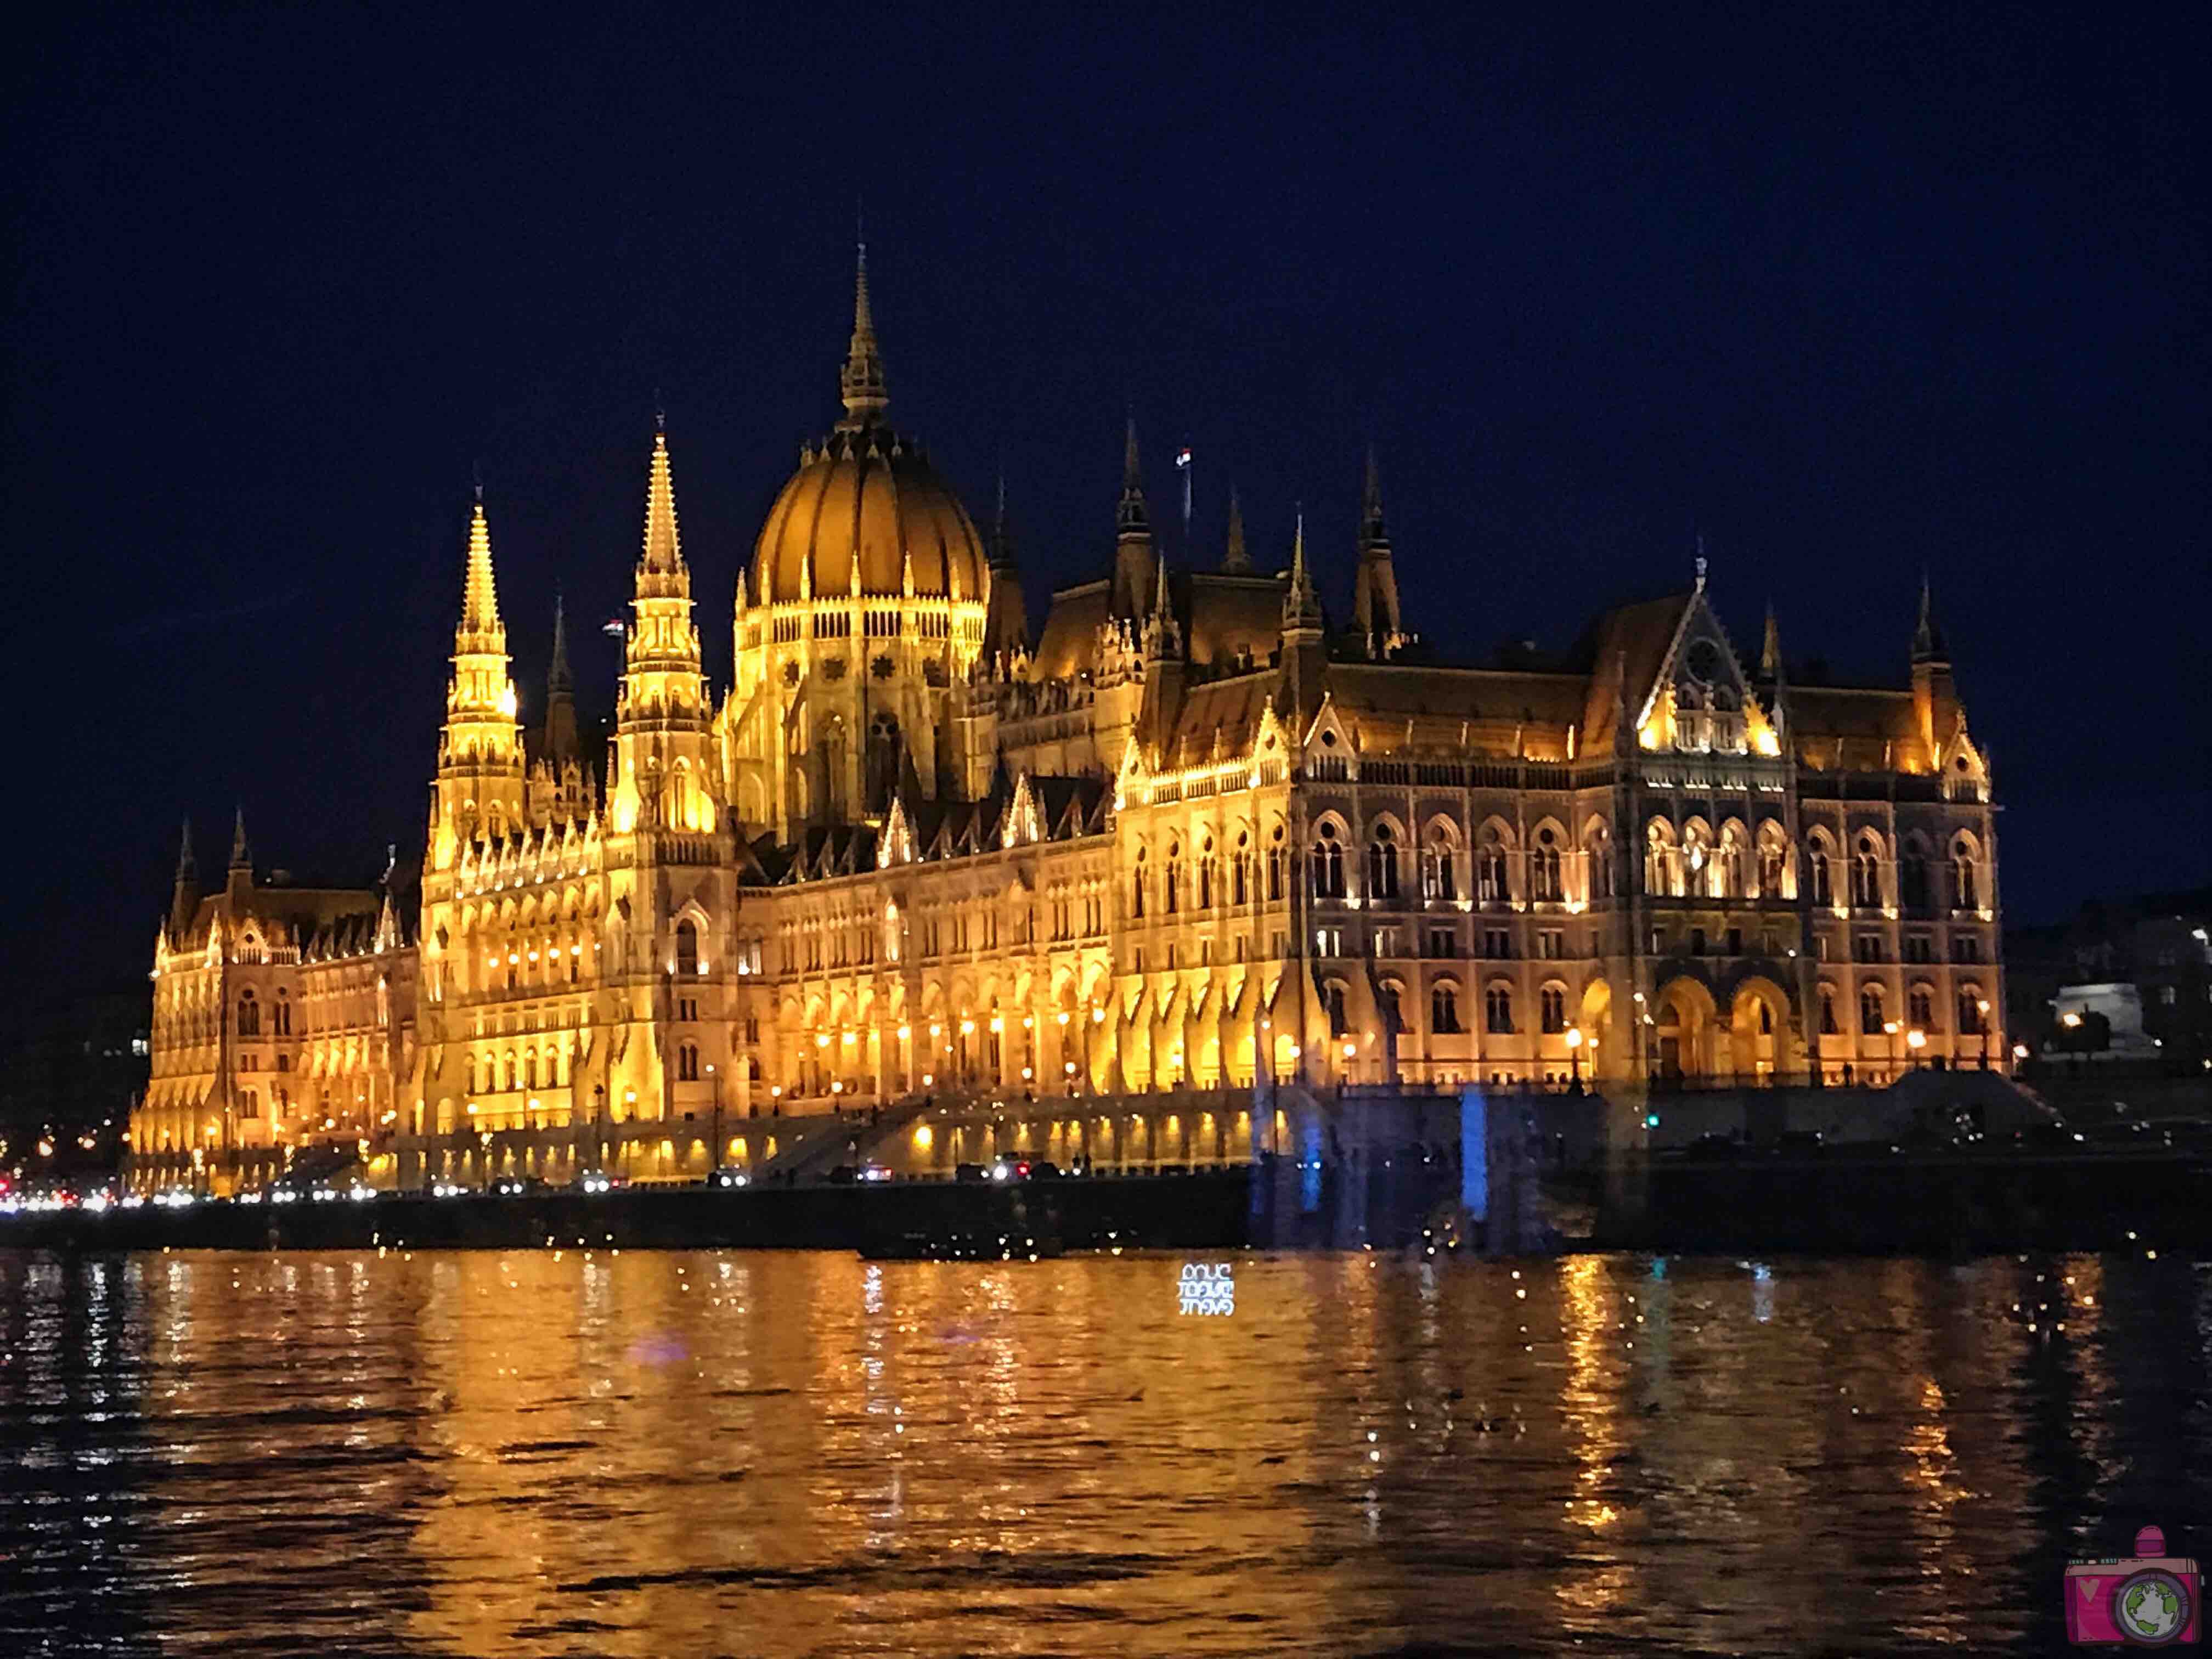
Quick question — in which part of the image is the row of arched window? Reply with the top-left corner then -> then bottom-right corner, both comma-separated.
1817,982 -> 1989,1037
1132,825 -> 1290,917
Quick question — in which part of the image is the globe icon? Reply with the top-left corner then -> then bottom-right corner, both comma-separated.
2116,1569 -> 2189,1643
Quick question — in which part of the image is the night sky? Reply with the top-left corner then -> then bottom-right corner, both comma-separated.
3,5 -> 2204,1014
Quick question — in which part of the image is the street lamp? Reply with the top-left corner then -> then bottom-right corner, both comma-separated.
1977,999 -> 1992,1070
1565,1025 -> 1584,1092
1906,1027 -> 1926,1069
707,1063 -> 721,1175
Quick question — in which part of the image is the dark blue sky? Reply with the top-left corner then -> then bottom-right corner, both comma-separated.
3,3 -> 2204,1006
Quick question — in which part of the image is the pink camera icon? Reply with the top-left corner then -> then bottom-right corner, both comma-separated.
2066,1525 -> 2198,1645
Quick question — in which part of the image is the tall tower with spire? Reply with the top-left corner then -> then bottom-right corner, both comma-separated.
1280,511 -> 1328,731
1351,447 -> 1404,658
1910,573 -> 1959,757
838,239 -> 889,429
610,420 -> 720,838
430,491 -> 526,871
981,476 -> 1030,663
168,819 -> 198,942
1221,486 -> 1253,573
1111,419 -> 1156,621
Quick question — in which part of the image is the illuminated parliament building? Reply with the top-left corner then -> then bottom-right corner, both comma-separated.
128,258 -> 2007,1194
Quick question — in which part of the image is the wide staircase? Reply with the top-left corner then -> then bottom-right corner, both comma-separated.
748,1098 -> 938,1186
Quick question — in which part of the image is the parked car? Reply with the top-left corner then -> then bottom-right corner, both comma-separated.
707,1166 -> 750,1190
954,1163 -> 989,1183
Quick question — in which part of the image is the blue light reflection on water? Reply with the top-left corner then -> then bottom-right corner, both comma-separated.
0,1249 -> 2205,1658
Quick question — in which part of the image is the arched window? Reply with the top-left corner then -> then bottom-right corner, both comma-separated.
1644,821 -> 1677,898
1322,981 -> 1349,1038
1198,837 -> 1215,909
1900,844 -> 1931,911
238,1088 -> 259,1120
1232,831 -> 1250,906
1757,822 -> 1790,899
1682,822 -> 1713,897
1952,841 -> 1980,910
1367,823 -> 1400,900
1479,830 -> 1510,902
1908,986 -> 1934,1030
1587,829 -> 1613,900
236,990 -> 259,1037
1808,845 -> 1832,907
1423,827 -> 1458,900
1431,981 -> 1462,1034
1716,826 -> 1745,900
1851,835 -> 1882,908
272,991 -> 291,1036
1485,984 -> 1515,1035
1859,985 -> 1886,1035
678,1042 -> 700,1081
1164,842 -> 1182,914
1313,823 -> 1346,899
1531,828 -> 1562,901
1266,825 -> 1285,902
1957,988 -> 1985,1035
1131,846 -> 1147,919
1539,984 -> 1567,1034
675,918 -> 701,976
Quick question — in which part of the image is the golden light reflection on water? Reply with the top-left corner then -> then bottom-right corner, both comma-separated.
0,1248 -> 2204,1657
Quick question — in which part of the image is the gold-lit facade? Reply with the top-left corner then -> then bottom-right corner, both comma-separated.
128,256 -> 2005,1194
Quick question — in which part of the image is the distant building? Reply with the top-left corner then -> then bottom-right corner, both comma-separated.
2011,890 -> 2211,1069
127,256 -> 2008,1194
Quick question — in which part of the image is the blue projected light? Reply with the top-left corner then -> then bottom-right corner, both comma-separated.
1644,1112 -> 1661,1129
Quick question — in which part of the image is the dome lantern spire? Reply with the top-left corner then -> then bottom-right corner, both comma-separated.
837,238 -> 889,428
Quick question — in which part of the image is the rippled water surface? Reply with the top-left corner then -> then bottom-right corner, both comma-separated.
2,1248 -> 2208,1657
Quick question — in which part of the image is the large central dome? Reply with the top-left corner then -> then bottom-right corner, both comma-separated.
751,252 -> 987,606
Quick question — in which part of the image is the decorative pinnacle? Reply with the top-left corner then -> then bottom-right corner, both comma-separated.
229,805 -> 250,870
1222,484 -> 1251,572
174,817 -> 195,883
1912,570 -> 1947,661
1117,417 -> 1149,536
641,424 -> 683,573
1694,532 -> 1708,591
461,492 -> 501,635
1760,601 -> 1782,679
988,472 -> 1017,571
838,238 -> 888,426
549,593 -> 573,692
1284,505 -> 1323,630
1360,444 -> 1389,546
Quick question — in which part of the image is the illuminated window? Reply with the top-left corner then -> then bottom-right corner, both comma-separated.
1485,984 -> 1514,1035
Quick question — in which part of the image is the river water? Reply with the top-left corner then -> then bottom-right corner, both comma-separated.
2,1248 -> 2206,1657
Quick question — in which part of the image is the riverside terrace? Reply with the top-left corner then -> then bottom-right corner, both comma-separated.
16,1075 -> 2212,1256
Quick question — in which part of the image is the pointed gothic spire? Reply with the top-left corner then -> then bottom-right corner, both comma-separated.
1759,601 -> 1782,680
1222,484 -> 1252,572
549,593 -> 573,692
1151,550 -> 1173,619
1117,417 -> 1149,535
1284,509 -> 1323,631
1911,571 -> 1947,662
229,805 -> 251,871
461,493 -> 501,635
1359,444 -> 1389,547
640,425 -> 684,574
988,473 -> 1017,571
837,238 -> 889,427
174,817 -> 195,884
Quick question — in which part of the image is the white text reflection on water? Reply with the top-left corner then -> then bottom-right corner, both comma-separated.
1178,1261 -> 1234,1316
